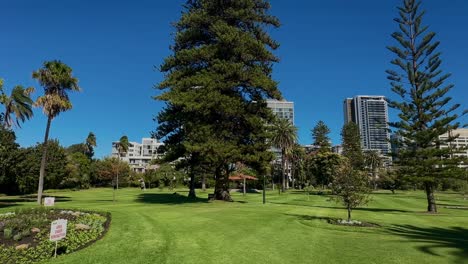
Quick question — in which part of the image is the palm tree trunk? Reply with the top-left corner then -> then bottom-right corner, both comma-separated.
37,116 -> 52,205
281,149 -> 286,193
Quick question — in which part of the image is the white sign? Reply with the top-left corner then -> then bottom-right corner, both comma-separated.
50,219 -> 67,242
44,197 -> 55,207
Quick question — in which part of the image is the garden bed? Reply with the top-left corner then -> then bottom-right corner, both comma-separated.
327,218 -> 380,227
0,208 -> 110,264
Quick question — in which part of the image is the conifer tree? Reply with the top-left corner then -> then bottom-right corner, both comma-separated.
387,0 -> 467,212
341,123 -> 364,170
155,0 -> 281,201
312,120 -> 331,152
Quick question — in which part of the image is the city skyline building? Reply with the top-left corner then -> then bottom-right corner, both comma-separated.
343,95 -> 391,155
266,99 -> 295,124
112,137 -> 164,173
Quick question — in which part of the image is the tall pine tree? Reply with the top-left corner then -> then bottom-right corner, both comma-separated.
341,122 -> 364,170
155,0 -> 281,201
312,120 -> 331,152
387,0 -> 467,212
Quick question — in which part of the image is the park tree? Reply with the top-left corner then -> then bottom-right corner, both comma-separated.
386,0 -> 467,212
341,122 -> 364,170
94,157 -> 130,188
114,135 -> 129,193
15,140 -> 68,194
85,132 -> 97,159
312,120 -> 331,152
289,144 -> 306,189
271,118 -> 298,192
155,0 -> 281,201
0,127 -> 21,194
364,150 -> 383,189
331,160 -> 371,222
33,60 -> 81,204
0,79 -> 35,129
307,152 -> 343,189
62,152 -> 92,189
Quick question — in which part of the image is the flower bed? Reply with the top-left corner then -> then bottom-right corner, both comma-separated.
0,208 -> 110,264
327,218 -> 379,227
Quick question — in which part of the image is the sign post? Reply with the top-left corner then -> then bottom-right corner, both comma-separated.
44,197 -> 55,207
50,219 -> 67,257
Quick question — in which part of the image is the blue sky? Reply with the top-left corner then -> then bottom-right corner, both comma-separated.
1,0 -> 467,158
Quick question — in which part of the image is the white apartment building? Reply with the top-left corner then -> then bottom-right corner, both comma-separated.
267,99 -> 295,125
112,138 -> 164,173
440,128 -> 468,163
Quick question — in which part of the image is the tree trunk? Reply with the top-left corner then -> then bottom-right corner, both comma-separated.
424,182 -> 437,213
37,116 -> 52,205
243,176 -> 246,196
188,170 -> 196,199
202,175 -> 206,192
347,206 -> 352,222
281,150 -> 286,192
213,166 -> 232,201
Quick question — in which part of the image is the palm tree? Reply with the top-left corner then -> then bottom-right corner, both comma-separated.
33,60 -> 80,205
85,132 -> 97,159
115,135 -> 129,190
364,150 -> 383,189
0,79 -> 35,128
270,118 -> 298,192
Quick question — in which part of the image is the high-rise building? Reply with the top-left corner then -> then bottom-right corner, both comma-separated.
112,138 -> 164,173
266,99 -> 294,124
343,96 -> 390,155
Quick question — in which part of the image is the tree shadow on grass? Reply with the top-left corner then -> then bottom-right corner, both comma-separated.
136,193 -> 208,205
270,202 -> 412,213
0,195 -> 71,208
388,225 -> 468,264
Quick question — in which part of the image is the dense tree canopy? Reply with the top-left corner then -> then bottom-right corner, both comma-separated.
155,0 -> 281,201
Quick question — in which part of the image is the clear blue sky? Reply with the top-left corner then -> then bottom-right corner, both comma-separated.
1,0 -> 467,158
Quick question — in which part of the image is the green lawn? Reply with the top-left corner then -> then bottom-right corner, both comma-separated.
1,188 -> 467,264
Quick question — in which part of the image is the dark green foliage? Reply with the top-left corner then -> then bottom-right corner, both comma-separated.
155,0 -> 281,201
289,144 -> 306,188
15,140 -> 68,194
63,152 -> 92,189
0,128 -> 21,194
85,132 -> 97,159
65,143 -> 87,155
93,157 -> 130,187
387,0 -> 467,212
312,120 -> 331,152
341,123 -> 364,170
307,152 -> 344,188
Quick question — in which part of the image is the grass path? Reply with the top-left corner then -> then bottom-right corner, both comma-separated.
1,188 -> 467,264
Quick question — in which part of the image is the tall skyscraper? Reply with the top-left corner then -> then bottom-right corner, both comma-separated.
266,99 -> 294,124
343,96 -> 390,155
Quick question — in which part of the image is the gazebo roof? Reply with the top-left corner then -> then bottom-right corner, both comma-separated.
229,174 -> 258,181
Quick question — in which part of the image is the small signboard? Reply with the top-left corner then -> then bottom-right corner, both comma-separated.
44,197 -> 55,207
50,219 -> 67,242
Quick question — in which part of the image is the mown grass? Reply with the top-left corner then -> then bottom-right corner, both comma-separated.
1,188 -> 467,264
